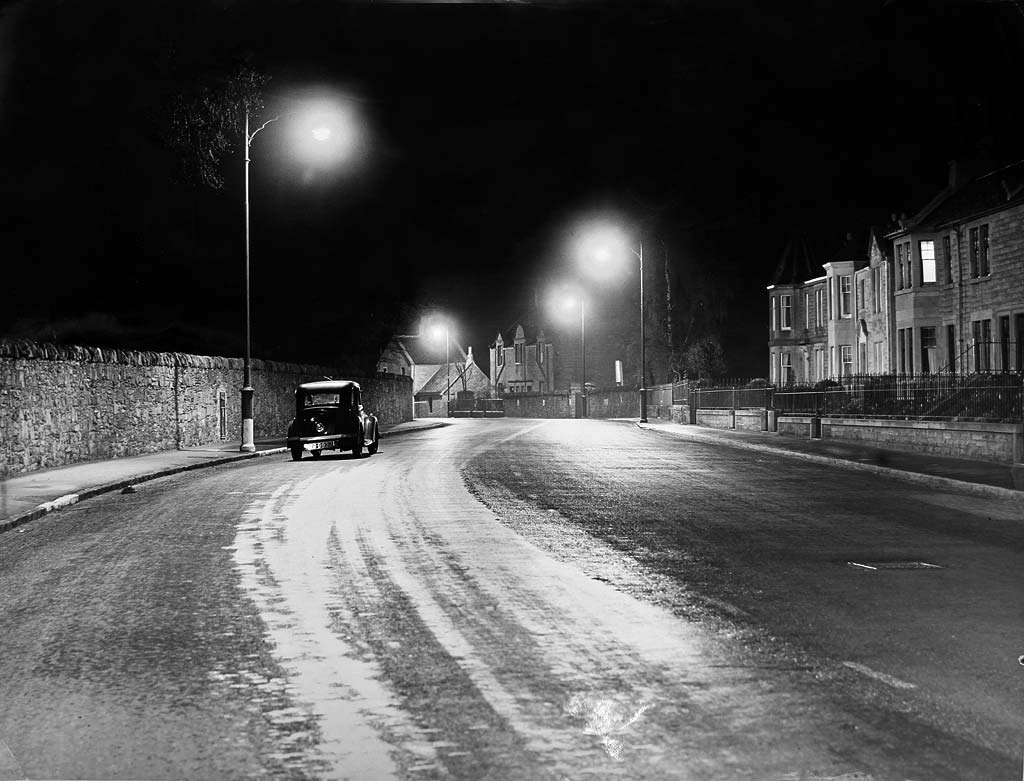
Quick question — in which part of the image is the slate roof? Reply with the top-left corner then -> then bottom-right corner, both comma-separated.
770,234 -> 820,286
916,158 -> 1024,228
398,334 -> 467,365
416,360 -> 490,397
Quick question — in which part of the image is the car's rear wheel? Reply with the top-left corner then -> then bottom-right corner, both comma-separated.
290,446 -> 303,461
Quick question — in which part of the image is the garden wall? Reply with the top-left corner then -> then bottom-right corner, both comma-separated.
0,339 -> 412,477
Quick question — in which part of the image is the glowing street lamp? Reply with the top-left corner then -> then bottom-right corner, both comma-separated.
571,220 -> 648,423
428,318 -> 453,416
239,98 -> 363,452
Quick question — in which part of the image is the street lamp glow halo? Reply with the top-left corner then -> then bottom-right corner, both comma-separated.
569,218 -> 636,283
285,99 -> 365,169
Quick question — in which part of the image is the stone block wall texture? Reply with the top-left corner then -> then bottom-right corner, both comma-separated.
822,418 -> 1022,463
0,339 -> 412,477
777,416 -> 814,437
586,388 -> 640,419
696,409 -> 735,430
503,393 -> 572,418
734,409 -> 766,432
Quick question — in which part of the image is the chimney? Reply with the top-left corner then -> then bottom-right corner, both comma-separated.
948,159 -> 958,189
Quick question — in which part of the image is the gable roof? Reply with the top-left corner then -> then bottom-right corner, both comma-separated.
396,334 -> 467,366
416,360 -> 490,397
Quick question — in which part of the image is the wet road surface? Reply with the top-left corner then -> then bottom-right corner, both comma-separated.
0,418 -> 1020,779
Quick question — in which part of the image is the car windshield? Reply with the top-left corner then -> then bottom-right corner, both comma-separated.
304,390 -> 349,407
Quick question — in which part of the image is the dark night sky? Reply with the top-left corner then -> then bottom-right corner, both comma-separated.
2,0 -> 1023,375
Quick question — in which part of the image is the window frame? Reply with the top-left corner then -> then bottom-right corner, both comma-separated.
920,240 -> 936,284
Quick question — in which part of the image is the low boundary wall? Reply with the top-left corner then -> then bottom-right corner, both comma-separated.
0,339 -> 413,477
821,417 -> 1023,464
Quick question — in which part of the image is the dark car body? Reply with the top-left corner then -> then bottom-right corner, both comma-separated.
286,380 -> 379,460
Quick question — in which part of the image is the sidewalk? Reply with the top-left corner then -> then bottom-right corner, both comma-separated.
0,420 -> 448,534
635,419 -> 1024,499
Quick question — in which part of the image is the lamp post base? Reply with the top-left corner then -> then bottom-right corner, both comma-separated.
639,387 -> 648,424
240,386 -> 256,452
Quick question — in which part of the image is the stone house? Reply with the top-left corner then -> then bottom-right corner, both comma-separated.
767,158 -> 1024,380
376,334 -> 468,395
414,347 -> 491,416
490,324 -> 556,395
885,159 -> 1024,373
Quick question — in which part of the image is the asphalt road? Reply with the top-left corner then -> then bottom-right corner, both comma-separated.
0,418 -> 1020,780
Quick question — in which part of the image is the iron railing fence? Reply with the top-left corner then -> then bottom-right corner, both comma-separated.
695,386 -> 773,410
772,372 -> 1023,421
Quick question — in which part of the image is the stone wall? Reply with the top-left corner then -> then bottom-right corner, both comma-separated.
0,339 -> 412,477
822,417 -> 1023,463
503,393 -> 573,418
585,388 -> 640,419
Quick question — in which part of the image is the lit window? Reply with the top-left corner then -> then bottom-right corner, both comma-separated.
841,345 -> 853,376
514,343 -> 523,364
780,295 -> 792,330
781,353 -> 793,385
896,244 -> 904,289
920,240 -> 936,283
815,289 -> 823,327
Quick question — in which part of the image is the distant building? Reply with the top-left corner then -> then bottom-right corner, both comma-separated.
377,334 -> 489,416
766,159 -> 1024,379
489,323 -> 555,395
414,347 -> 491,417
376,334 -> 467,395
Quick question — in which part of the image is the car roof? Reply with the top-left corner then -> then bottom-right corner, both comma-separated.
296,380 -> 361,392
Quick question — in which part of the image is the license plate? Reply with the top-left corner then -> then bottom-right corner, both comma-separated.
305,441 -> 333,451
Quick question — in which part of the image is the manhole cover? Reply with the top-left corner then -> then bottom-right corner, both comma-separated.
847,561 -> 944,570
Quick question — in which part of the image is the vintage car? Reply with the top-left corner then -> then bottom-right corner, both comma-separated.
286,380 -> 379,460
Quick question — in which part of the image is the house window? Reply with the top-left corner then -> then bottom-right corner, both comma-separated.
857,278 -> 865,311
804,293 -> 810,329
840,276 -> 852,317
943,234 -> 953,283
905,242 -> 913,287
497,348 -> 504,367
815,289 -> 823,327
969,227 -> 979,277
920,240 -> 936,283
896,244 -> 904,289
514,343 -> 523,364
815,348 -> 824,381
780,353 -> 793,385
871,266 -> 880,313
538,343 -> 544,364
780,294 -> 792,330
979,224 -> 990,276
830,346 -> 835,376
840,345 -> 853,376
921,326 -> 936,373
771,297 -> 777,333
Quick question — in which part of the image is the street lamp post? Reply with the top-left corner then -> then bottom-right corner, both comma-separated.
571,221 -> 648,424
238,99 -> 359,452
580,297 -> 586,417
445,321 -> 451,417
635,241 -> 648,424
240,111 -> 257,452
